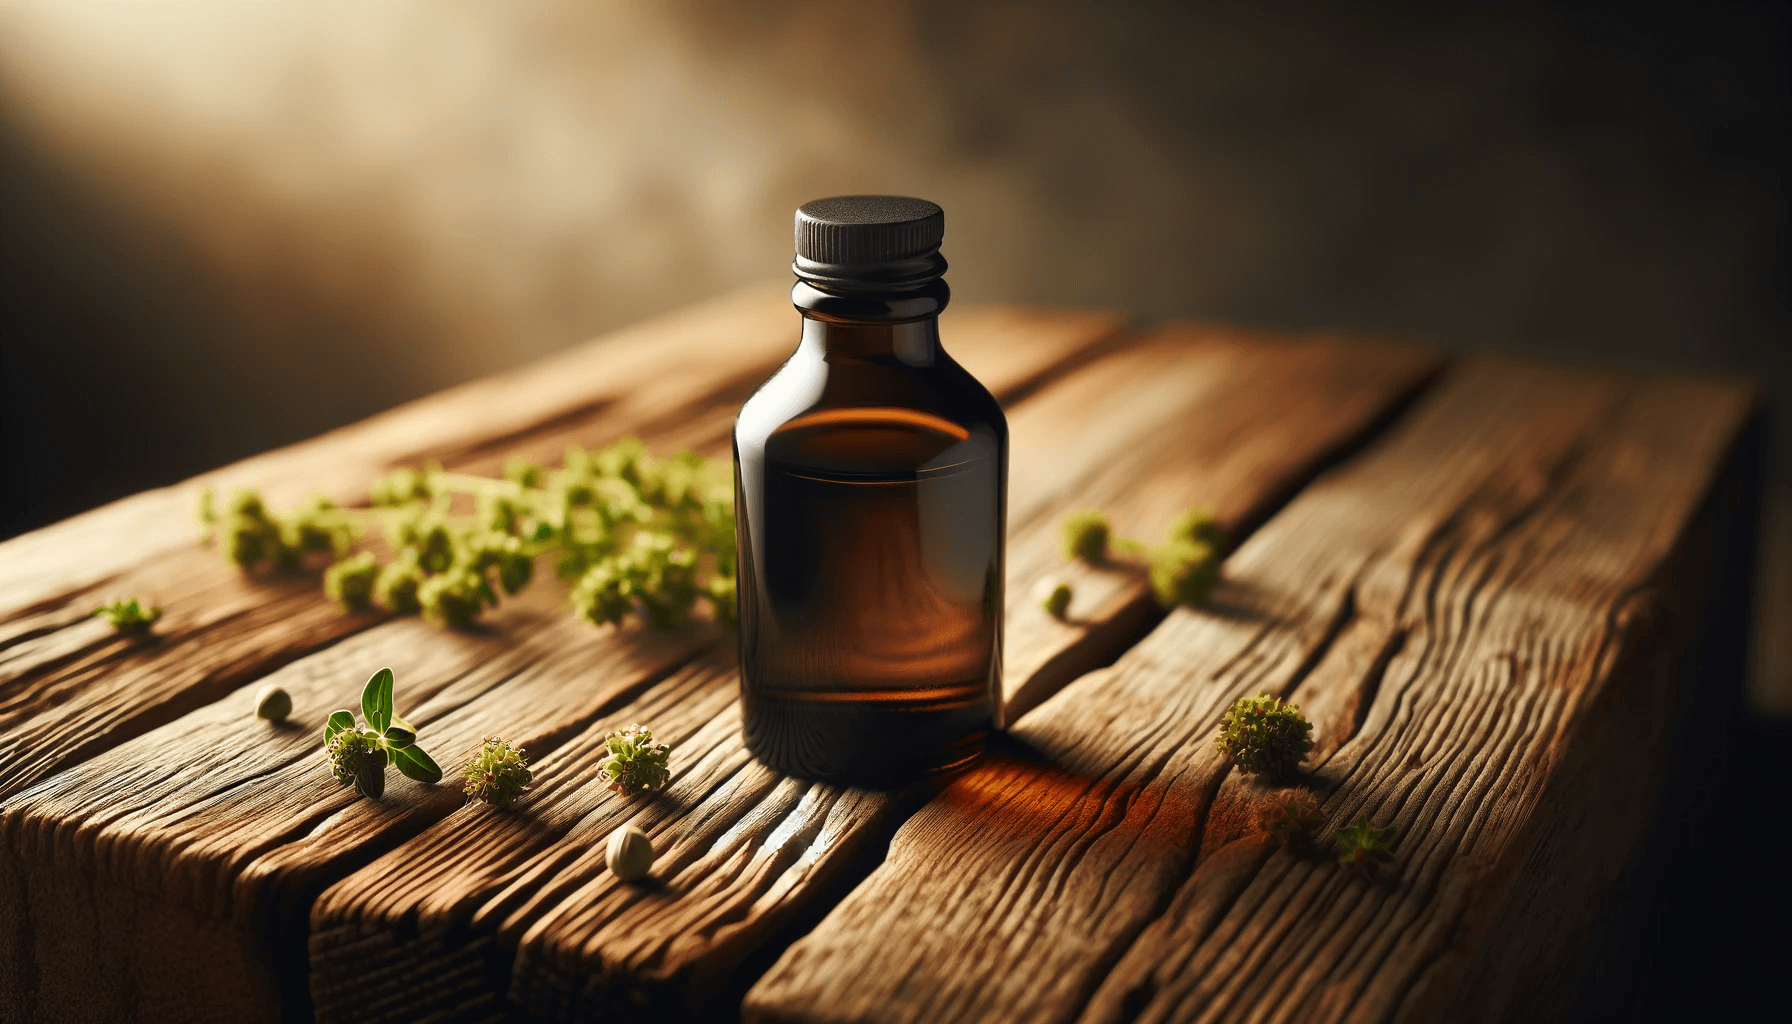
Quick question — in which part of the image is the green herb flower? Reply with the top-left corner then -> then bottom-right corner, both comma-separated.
1148,540 -> 1220,608
1040,580 -> 1073,619
280,494 -> 356,560
324,552 -> 380,612
504,457 -> 544,489
599,724 -> 672,797
373,553 -> 424,615
1215,693 -> 1314,778
414,517 -> 456,574
370,467 -> 433,507
326,726 -> 388,798
198,487 -> 218,543
222,488 -> 286,569
477,490 -> 523,535
1062,510 -> 1111,563
418,568 -> 497,628
94,597 -> 162,635
461,531 -> 533,595
1335,815 -> 1398,876
460,737 -> 533,807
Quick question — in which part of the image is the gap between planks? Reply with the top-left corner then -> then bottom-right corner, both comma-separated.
743,356 -> 1756,1024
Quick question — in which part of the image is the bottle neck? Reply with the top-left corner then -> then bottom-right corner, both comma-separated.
791,275 -> 949,367
800,316 -> 940,366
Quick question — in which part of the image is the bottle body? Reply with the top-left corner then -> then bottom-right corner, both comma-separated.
734,295 -> 1006,784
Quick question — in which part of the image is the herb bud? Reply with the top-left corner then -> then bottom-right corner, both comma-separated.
324,552 -> 380,612
1148,540 -> 1220,609
606,824 -> 654,881
415,519 -> 456,574
504,457 -> 544,489
94,597 -> 162,635
1215,692 -> 1314,778
1335,815 -> 1398,876
1036,579 -> 1073,619
1062,510 -> 1111,563
255,684 -> 293,721
1166,508 -> 1227,552
373,554 -> 424,615
370,467 -> 432,507
599,724 -> 672,797
460,737 -> 533,807
419,568 -> 497,627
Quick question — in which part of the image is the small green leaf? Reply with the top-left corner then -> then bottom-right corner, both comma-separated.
391,744 -> 443,784
532,522 -> 554,542
362,667 -> 394,734
325,710 -> 355,742
384,725 -> 416,748
390,711 -> 416,734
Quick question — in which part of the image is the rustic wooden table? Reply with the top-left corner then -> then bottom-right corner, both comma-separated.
0,287 -> 1758,1024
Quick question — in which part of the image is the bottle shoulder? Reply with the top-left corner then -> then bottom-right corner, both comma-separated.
735,344 -> 1005,456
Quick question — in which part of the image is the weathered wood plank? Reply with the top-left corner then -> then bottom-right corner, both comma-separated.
0,594 -> 712,1023
0,305 -> 1129,1024
304,329 -> 1439,1023
998,326 -> 1436,721
743,357 -> 1755,1024
0,300 -> 1125,807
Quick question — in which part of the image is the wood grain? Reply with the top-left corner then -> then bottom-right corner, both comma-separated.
304,329 -> 1439,1023
998,326 -> 1437,722
743,357 -> 1756,1024
0,303 -> 1128,1024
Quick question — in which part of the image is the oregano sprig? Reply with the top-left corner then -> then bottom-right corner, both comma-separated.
323,667 -> 443,799
199,436 -> 737,632
1054,507 -> 1227,610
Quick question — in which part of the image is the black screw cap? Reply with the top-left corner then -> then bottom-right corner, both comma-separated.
793,195 -> 947,289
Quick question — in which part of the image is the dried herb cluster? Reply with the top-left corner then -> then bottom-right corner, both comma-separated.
200,436 -> 737,631
460,737 -> 534,807
598,724 -> 672,796
1215,692 -> 1314,778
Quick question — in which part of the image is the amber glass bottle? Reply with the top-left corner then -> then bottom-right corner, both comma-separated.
734,195 -> 1007,785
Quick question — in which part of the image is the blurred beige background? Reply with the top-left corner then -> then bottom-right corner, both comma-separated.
0,0 -> 1785,707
